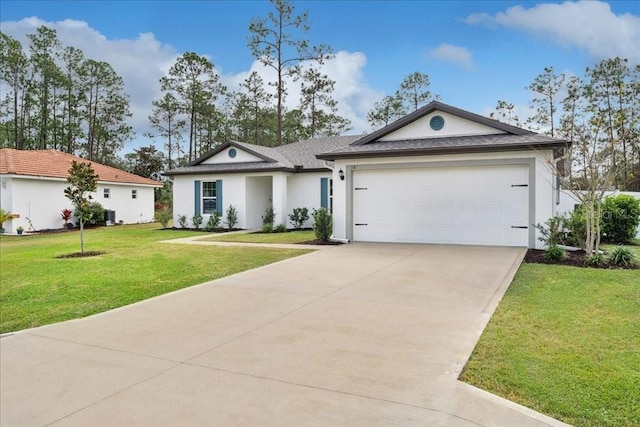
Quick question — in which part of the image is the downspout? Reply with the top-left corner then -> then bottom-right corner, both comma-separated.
323,160 -> 351,244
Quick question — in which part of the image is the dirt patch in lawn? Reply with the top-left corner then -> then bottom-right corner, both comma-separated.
55,251 -> 106,259
524,249 -> 638,269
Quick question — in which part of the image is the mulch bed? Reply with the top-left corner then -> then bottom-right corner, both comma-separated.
299,239 -> 343,246
55,251 -> 106,259
524,249 -> 638,269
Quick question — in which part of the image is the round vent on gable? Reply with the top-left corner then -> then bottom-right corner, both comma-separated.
228,148 -> 237,158
429,115 -> 445,131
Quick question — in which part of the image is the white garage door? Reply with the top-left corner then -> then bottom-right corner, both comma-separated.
352,164 -> 529,246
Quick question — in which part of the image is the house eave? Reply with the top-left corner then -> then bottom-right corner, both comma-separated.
316,142 -> 569,161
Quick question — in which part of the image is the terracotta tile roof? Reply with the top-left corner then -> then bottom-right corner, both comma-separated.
0,149 -> 162,186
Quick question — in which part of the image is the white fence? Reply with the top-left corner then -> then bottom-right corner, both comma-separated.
557,190 -> 640,238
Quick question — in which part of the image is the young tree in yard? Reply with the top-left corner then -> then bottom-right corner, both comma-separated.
64,161 -> 98,254
248,0 -> 332,145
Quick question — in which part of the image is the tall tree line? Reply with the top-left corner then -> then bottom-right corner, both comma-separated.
0,27 -> 132,165
492,58 -> 639,191
148,0 -> 352,166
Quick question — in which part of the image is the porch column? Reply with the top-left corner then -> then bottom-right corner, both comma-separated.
272,174 -> 288,226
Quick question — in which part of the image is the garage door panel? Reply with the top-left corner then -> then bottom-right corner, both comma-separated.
353,165 -> 529,246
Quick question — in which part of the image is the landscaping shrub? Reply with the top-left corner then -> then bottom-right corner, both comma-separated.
563,207 -> 587,249
205,212 -> 222,232
608,246 -> 638,268
543,244 -> 567,263
78,201 -> 105,226
584,252 -> 606,267
312,207 -> 332,241
601,195 -> 640,244
192,214 -> 203,230
155,208 -> 172,229
262,207 -> 275,232
226,205 -> 238,230
535,215 -> 565,246
288,207 -> 309,230
274,223 -> 287,233
177,214 -> 188,229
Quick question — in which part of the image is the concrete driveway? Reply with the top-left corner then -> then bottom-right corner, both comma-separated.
1,243 -> 566,426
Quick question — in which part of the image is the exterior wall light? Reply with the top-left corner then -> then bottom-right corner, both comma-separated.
338,169 -> 345,181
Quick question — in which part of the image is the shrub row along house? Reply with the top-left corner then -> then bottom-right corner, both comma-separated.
167,102 -> 569,249
0,149 -> 161,234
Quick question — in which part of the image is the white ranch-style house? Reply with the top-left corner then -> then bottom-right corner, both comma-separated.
167,102 -> 570,249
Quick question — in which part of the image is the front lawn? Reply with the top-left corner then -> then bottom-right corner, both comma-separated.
206,229 -> 316,244
461,254 -> 640,426
0,224 -> 311,333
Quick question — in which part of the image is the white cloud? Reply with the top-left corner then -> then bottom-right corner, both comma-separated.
430,43 -> 474,69
465,1 -> 640,65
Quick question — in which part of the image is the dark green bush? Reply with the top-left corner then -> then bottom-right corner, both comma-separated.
535,216 -> 564,246
262,207 -> 275,231
312,207 -> 332,241
77,201 -> 105,226
205,212 -> 222,232
543,244 -> 567,263
608,246 -> 638,268
563,207 -> 587,249
274,223 -> 287,233
601,195 -> 640,244
192,214 -> 203,230
226,205 -> 238,230
177,214 -> 188,229
288,207 -> 310,230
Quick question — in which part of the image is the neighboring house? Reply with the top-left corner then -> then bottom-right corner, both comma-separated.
0,149 -> 162,234
167,101 -> 569,249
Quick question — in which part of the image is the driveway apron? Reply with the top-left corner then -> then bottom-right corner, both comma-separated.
1,243 -> 567,426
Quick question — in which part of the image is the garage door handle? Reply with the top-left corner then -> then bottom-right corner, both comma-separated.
511,226 -> 528,229
511,184 -> 528,187
354,187 -> 368,190
355,223 -> 368,226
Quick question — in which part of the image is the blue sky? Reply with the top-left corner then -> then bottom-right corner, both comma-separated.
1,1 -> 638,153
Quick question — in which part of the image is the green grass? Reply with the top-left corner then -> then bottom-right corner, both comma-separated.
461,254 -> 640,426
0,223 -> 311,333
206,229 -> 316,244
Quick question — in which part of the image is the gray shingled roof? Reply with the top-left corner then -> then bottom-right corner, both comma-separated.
166,102 -> 570,176
316,133 -> 568,160
165,135 -> 360,176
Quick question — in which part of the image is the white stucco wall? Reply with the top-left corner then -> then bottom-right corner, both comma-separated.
331,150 -> 556,249
287,172 -> 331,228
173,173 -> 248,228
379,110 -> 506,141
172,171 -> 332,230
0,175 -> 158,234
